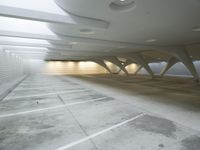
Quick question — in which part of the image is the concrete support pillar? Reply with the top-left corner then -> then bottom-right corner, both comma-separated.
123,53 -> 154,77
92,59 -> 112,74
123,60 -> 142,75
160,56 -> 178,77
123,59 -> 133,67
171,48 -> 199,81
104,57 -> 128,75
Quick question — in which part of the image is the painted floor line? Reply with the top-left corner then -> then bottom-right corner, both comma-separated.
4,89 -> 88,100
14,86 -> 80,91
23,79 -> 60,83
22,80 -> 59,83
17,84 -> 78,88
19,83 -> 66,86
63,96 -> 108,106
0,97 -> 108,118
55,113 -> 145,150
19,82 -> 76,87
0,105 -> 64,118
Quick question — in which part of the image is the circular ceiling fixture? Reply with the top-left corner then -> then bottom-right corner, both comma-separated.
80,29 -> 95,34
109,0 -> 136,12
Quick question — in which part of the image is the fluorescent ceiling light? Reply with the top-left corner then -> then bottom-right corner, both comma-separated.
0,0 -> 67,15
0,16 -> 56,36
0,36 -> 50,44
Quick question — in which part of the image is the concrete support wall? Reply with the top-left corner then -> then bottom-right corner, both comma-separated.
26,60 -> 108,75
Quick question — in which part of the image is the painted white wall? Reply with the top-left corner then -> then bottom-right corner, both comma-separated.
0,49 -> 25,85
24,60 -> 109,75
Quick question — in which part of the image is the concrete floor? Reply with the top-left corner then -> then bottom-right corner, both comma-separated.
0,75 -> 200,150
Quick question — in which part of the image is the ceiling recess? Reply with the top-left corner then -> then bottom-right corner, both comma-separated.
192,27 -> 200,32
109,0 -> 136,12
79,29 -> 95,34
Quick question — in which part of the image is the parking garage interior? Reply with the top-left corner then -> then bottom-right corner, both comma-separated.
0,0 -> 200,150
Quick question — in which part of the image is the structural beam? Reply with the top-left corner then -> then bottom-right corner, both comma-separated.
0,6 -> 109,29
160,56 -> 178,77
134,65 -> 142,75
104,57 -> 128,75
0,41 -> 72,50
123,59 -> 134,67
123,59 -> 142,75
0,30 -> 182,54
92,59 -> 112,74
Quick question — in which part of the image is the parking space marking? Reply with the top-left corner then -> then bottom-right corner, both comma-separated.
20,82 -> 65,85
55,113 -> 145,150
14,85 -> 79,91
4,89 -> 89,100
0,97 -> 108,118
0,105 -> 64,118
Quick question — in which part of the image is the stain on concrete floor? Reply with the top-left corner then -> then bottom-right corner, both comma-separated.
133,115 -> 177,138
181,135 -> 200,150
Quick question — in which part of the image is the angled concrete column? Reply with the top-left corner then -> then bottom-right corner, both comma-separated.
92,59 -> 112,74
171,48 -> 199,81
123,60 -> 142,75
160,56 -> 178,77
123,59 -> 134,67
123,53 -> 154,77
104,57 -> 128,75
134,65 -> 142,75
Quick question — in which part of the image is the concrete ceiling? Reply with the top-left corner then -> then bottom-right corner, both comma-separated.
0,0 -> 200,60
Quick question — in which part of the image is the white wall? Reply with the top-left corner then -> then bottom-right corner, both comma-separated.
0,49 -> 25,85
25,60 -> 109,75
